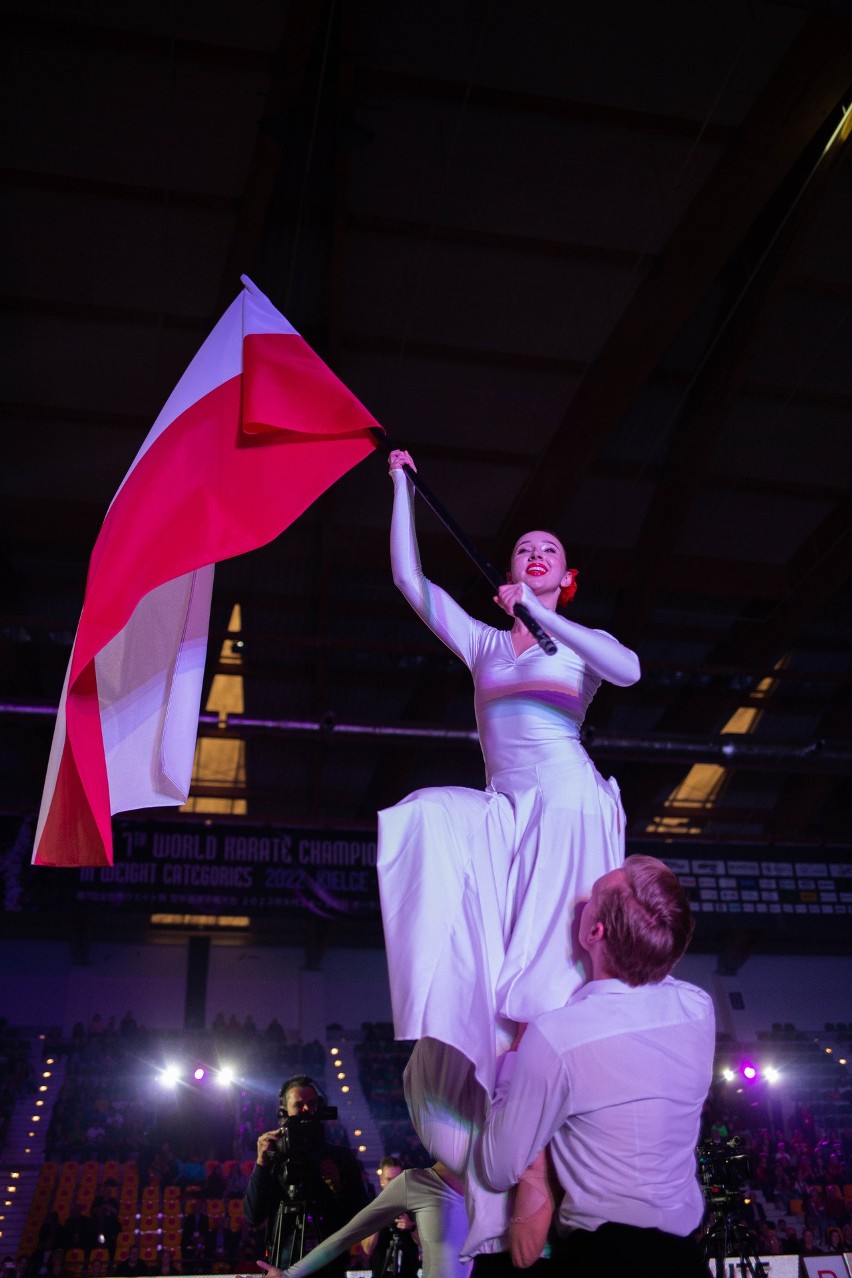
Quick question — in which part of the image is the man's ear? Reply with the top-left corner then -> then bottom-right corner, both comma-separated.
587,920 -> 605,945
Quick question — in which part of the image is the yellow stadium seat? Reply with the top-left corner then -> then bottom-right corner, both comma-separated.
64,1249 -> 85,1276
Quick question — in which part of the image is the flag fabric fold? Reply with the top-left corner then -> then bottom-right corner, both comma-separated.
34,276 -> 381,868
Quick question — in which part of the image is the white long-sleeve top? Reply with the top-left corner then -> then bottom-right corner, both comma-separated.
478,976 -> 715,1237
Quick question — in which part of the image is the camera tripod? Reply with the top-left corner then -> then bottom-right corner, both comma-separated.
703,1204 -> 768,1278
378,1227 -> 408,1277
269,1188 -> 325,1270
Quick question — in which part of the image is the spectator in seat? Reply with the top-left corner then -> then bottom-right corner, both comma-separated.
115,1247 -> 151,1278
800,1227 -> 824,1257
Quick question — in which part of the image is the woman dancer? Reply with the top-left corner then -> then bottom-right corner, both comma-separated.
378,450 -> 640,1260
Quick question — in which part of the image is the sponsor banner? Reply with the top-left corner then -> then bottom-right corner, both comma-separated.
657,847 -> 851,920
709,1260 -> 799,1278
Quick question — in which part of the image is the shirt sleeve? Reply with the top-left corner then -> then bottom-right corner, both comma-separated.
517,586 -> 640,687
478,1024 -> 571,1192
390,469 -> 480,668
284,1173 -> 412,1278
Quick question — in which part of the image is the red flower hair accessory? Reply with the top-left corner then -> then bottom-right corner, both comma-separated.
559,570 -> 579,608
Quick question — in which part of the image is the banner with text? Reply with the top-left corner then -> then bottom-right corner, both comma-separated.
7,817 -> 379,920
3,815 -> 850,930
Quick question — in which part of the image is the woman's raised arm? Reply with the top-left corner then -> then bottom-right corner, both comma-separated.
389,459 -> 478,667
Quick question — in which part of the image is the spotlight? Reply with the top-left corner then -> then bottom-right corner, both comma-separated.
217,1067 -> 235,1087
159,1065 -> 180,1088
742,1064 -> 757,1081
194,1067 -> 205,1081
722,1068 -> 735,1082
764,1066 -> 780,1084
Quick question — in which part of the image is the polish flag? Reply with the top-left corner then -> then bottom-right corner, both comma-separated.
34,276 -> 381,868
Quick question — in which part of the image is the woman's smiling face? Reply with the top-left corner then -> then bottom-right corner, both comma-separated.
510,530 -> 568,592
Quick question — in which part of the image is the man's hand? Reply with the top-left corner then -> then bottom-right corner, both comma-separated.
256,1129 -> 280,1166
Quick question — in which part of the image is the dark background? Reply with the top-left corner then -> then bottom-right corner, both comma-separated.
2,0 -> 851,960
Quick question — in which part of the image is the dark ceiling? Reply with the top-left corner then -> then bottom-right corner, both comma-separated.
2,0 -> 852,903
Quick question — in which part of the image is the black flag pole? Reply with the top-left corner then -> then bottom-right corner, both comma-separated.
371,430 -> 556,656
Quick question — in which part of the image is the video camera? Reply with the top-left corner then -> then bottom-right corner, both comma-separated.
697,1137 -> 752,1214
275,1105 -> 339,1159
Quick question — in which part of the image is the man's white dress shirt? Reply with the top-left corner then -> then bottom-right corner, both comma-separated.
479,975 -> 715,1237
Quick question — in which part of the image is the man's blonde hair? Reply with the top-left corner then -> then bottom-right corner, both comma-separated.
597,855 -> 695,985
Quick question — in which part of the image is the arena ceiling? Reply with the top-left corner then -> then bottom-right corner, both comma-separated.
2,0 -> 852,941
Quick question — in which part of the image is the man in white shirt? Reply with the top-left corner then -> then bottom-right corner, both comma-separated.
477,855 -> 715,1276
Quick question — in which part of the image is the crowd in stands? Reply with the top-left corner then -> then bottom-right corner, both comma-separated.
5,1014 -> 338,1278
43,1013 -> 328,1168
11,1155 -> 261,1278
0,1021 -> 34,1150
698,1023 -> 852,1257
4,1014 -> 851,1274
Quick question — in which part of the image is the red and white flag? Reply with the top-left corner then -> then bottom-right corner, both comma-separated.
34,276 -> 380,868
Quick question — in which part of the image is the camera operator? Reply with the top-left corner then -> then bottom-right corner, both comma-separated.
362,1158 -> 420,1278
244,1075 -> 367,1278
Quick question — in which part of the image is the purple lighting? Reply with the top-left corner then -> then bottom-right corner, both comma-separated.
194,1067 -> 205,1081
742,1063 -> 757,1080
